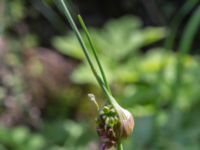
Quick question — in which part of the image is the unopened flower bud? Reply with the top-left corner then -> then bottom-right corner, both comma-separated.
117,107 -> 134,138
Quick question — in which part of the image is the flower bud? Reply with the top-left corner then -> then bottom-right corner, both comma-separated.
117,107 -> 134,138
96,103 -> 134,150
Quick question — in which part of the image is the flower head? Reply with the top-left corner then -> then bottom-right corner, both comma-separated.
96,104 -> 134,150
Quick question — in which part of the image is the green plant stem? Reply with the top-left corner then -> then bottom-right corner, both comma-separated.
117,142 -> 123,150
60,0 -> 102,83
164,0 -> 198,50
178,6 -> 200,54
160,0 -> 198,93
158,0 -> 197,95
60,0 -> 118,107
172,6 -> 200,103
77,15 -> 111,92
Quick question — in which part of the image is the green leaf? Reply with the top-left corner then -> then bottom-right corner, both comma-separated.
53,33 -> 84,60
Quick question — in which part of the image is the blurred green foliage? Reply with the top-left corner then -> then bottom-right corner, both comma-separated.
0,120 -> 92,150
53,14 -> 200,150
0,0 -> 200,150
53,16 -> 167,84
54,33 -> 200,149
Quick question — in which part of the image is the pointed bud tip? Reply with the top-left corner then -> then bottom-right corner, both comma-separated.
120,108 -> 134,138
114,106 -> 134,138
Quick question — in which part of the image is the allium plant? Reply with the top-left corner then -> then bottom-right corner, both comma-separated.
60,0 -> 134,149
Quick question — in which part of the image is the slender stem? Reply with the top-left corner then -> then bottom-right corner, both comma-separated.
60,0 -> 118,106
77,15 -> 111,92
172,6 -> 200,102
117,142 -> 123,150
178,6 -> 200,54
164,0 -> 198,50
60,0 -> 103,88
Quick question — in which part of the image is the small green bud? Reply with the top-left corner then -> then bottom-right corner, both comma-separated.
105,117 -> 110,125
109,117 -> 115,127
103,106 -> 110,113
110,108 -> 116,115
114,116 -> 119,124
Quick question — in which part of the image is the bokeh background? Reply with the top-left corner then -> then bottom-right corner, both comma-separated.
0,0 -> 200,150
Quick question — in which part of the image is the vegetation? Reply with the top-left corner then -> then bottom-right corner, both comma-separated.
0,0 -> 200,150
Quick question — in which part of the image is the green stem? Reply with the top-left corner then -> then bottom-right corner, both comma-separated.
77,15 -> 111,92
164,0 -> 198,50
117,142 -> 123,150
172,6 -> 200,103
60,0 -> 103,87
60,0 -> 118,106
160,0 -> 198,89
178,6 -> 200,54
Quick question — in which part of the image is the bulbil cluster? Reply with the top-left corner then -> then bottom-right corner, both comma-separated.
96,105 -> 120,150
96,103 -> 134,150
